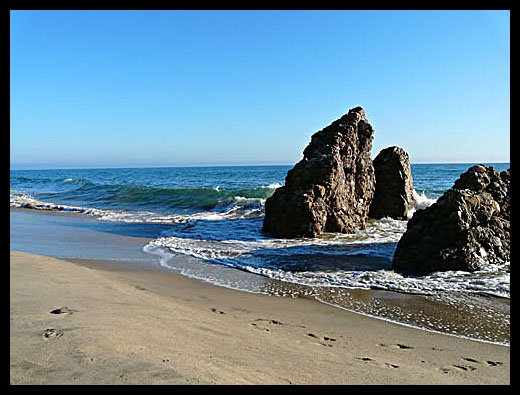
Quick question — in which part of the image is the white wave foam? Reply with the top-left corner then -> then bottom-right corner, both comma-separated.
10,190 -> 105,216
144,215 -> 509,299
240,264 -> 509,298
144,218 -> 407,264
407,189 -> 437,219
262,182 -> 282,189
10,190 -> 263,224
232,195 -> 266,206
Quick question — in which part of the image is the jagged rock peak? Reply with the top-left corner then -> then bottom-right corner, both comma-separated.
262,106 -> 376,238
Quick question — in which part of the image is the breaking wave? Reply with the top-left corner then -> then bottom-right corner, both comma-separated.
143,214 -> 509,299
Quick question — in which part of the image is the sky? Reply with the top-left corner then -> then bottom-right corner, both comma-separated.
10,10 -> 510,169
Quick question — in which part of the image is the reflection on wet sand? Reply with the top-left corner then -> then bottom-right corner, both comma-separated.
258,276 -> 510,345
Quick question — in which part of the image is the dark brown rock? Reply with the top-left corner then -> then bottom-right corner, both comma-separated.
369,146 -> 415,220
262,106 -> 376,238
392,165 -> 510,275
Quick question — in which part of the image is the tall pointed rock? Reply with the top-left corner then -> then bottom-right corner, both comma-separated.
369,146 -> 415,220
262,106 -> 376,238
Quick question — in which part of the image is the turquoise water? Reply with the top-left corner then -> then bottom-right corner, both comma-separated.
10,165 -> 288,215
10,164 -> 509,215
10,163 -> 510,345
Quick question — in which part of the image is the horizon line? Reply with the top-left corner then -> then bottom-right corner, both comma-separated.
10,160 -> 511,171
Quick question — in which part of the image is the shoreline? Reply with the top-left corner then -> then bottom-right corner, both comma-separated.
10,207 -> 510,347
10,250 -> 510,384
315,297 -> 510,348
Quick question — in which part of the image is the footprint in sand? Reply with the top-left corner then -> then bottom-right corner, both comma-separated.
441,364 -> 478,374
254,318 -> 283,325
251,323 -> 270,332
378,343 -> 414,350
462,357 -> 481,364
50,306 -> 73,316
307,333 -> 337,346
250,318 -> 284,332
42,328 -> 63,339
453,364 -> 477,371
356,357 -> 399,368
451,358 -> 502,369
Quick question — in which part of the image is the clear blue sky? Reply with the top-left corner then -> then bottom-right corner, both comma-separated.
10,10 -> 510,169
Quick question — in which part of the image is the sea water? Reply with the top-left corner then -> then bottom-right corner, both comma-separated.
10,163 -> 510,345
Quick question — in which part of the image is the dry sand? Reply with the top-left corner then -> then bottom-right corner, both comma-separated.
10,250 -> 510,385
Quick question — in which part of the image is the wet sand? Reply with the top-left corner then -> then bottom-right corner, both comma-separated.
10,250 -> 510,385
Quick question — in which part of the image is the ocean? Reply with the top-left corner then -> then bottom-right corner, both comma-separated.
10,163 -> 510,345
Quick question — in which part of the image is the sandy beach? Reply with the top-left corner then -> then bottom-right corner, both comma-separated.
10,250 -> 509,385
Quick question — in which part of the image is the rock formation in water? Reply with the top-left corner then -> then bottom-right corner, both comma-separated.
392,165 -> 510,275
369,146 -> 415,220
262,106 -> 376,238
